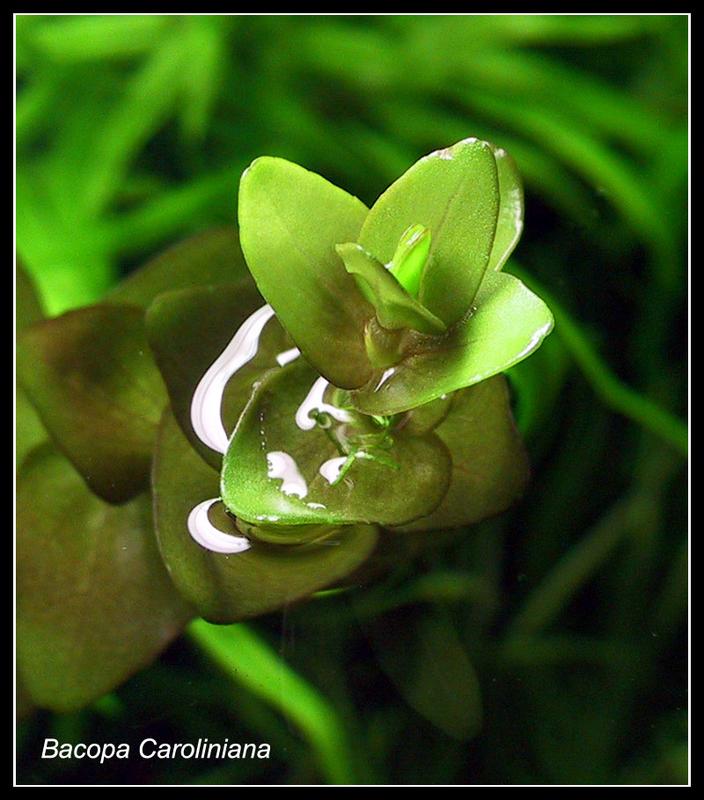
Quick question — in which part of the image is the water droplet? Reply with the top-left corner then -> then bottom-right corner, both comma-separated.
256,514 -> 280,523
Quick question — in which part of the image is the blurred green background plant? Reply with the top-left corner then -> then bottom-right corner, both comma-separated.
15,14 -> 688,785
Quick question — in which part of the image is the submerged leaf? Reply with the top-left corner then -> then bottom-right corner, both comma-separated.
16,261 -> 46,468
360,604 -> 483,740
17,444 -> 192,712
352,271 -> 554,415
221,360 -> 451,528
16,259 -> 44,334
238,156 -> 375,389
16,674 -> 35,721
153,410 -> 379,623
402,394 -> 454,435
16,390 -> 45,470
17,304 -> 167,502
145,280 -> 292,468
107,227 -> 249,310
397,376 -> 530,531
358,138 -> 500,326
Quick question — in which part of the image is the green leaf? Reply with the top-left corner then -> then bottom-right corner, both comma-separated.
78,32 -> 187,218
145,280 -> 292,469
178,17 -> 228,142
358,138 -> 500,326
16,674 -> 35,721
17,444 -> 192,712
17,304 -> 167,503
387,223 -> 432,298
153,410 -> 379,623
336,242 -> 446,335
221,360 -> 451,528
403,394 -> 454,436
488,145 -> 524,271
16,390 -> 45,470
107,227 -> 249,310
29,15 -> 171,62
396,377 -> 529,531
352,271 -> 554,415
359,605 -> 483,740
16,259 -> 44,335
238,156 -> 375,389
189,621 -> 358,784
16,261 -> 46,468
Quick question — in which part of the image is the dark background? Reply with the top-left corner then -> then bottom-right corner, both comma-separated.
16,14 -> 688,785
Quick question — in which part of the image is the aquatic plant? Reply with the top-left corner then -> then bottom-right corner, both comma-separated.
15,14 -> 688,786
17,138 -> 552,712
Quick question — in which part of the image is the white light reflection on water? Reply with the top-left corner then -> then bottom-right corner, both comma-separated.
275,347 -> 301,366
295,377 -> 353,430
374,367 -> 396,392
319,456 -> 348,484
266,451 -> 308,498
190,304 -> 275,454
187,499 -> 251,554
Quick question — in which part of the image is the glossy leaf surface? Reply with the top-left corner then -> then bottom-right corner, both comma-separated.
238,156 -> 375,389
487,145 -> 524,272
17,444 -> 192,712
145,280 -> 291,468
221,360 -> 451,527
153,410 -> 379,623
107,227 -> 249,309
17,304 -> 167,502
336,242 -> 446,335
358,138 -> 500,326
352,271 -> 554,415
397,376 -> 530,531
388,223 -> 432,299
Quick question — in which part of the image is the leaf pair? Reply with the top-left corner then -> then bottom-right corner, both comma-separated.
144,266 -> 528,568
16,261 -> 192,712
238,138 -> 553,414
